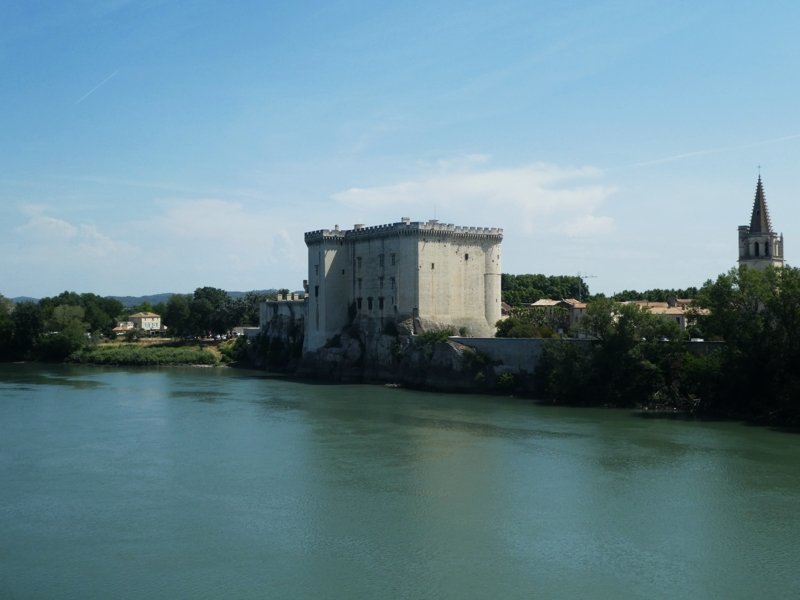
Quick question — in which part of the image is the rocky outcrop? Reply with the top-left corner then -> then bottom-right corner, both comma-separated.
259,313 -> 536,394
294,318 -> 524,393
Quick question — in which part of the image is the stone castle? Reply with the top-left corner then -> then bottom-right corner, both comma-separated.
304,218 -> 503,351
258,175 -> 787,375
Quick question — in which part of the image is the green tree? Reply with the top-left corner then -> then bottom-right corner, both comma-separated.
0,293 -> 12,316
695,266 -> 800,423
10,302 -> 43,359
0,296 -> 13,360
612,287 -> 700,302
81,294 -> 123,336
38,304 -> 90,360
495,307 -> 563,338
128,301 -> 154,314
163,294 -> 192,337
501,274 -> 588,306
189,287 -> 235,336
237,291 -> 275,326
538,299 -> 686,407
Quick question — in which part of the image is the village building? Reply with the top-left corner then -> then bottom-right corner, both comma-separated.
112,321 -> 135,336
304,218 -> 503,351
738,175 -> 784,270
128,312 -> 162,331
620,298 -> 703,330
529,298 -> 587,333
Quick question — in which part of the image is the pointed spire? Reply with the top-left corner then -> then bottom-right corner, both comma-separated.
749,174 -> 773,233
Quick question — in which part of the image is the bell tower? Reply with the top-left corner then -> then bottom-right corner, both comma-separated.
738,175 -> 784,270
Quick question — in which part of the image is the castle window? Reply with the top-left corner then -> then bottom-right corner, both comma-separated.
368,297 -> 373,310
464,253 -> 469,261
379,277 -> 384,289
379,297 -> 384,310
358,278 -> 363,293
431,263 -> 435,270
390,277 -> 395,289
357,256 -> 362,270
391,253 -> 396,266
754,241 -> 760,256
357,298 -> 362,310
314,285 -> 319,297
379,254 -> 385,267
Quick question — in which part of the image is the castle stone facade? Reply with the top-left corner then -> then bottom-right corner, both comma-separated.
304,218 -> 503,351
738,175 -> 784,270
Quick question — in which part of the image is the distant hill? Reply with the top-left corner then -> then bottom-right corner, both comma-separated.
110,293 -> 176,307
110,290 -> 280,308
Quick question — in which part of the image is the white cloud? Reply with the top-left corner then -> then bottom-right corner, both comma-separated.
562,214 -> 615,237
14,210 -> 134,260
16,214 -> 78,239
5,209 -> 141,296
2,159 -> 620,297
127,198 -> 305,289
331,159 -> 615,237
323,158 -> 621,287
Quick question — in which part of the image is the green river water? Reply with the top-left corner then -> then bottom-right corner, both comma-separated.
1,363 -> 799,599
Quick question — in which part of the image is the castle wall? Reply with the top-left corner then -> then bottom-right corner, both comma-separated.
416,236 -> 501,336
349,233 -> 419,323
304,219 -> 503,350
305,234 -> 349,351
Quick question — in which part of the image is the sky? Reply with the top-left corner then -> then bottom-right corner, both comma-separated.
2,0 -> 800,299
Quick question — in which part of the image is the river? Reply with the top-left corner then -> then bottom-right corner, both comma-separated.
1,363 -> 799,599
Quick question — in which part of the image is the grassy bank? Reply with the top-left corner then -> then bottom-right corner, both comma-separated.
70,343 -> 220,366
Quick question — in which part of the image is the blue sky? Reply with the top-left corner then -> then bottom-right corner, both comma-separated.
2,0 -> 799,298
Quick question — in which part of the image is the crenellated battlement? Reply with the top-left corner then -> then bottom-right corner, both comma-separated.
305,218 -> 502,245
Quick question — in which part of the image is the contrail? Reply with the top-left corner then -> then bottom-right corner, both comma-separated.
75,70 -> 119,105
610,133 -> 800,171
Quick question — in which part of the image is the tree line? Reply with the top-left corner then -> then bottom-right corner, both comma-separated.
500,272 -> 700,306
0,287 -> 285,362
501,274 -> 589,305
534,266 -> 800,426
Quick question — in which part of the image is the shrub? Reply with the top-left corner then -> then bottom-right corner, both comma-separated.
416,328 -> 455,345
497,372 -> 516,390
70,345 -> 218,366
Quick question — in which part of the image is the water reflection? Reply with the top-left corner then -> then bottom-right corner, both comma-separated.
1,364 -> 799,599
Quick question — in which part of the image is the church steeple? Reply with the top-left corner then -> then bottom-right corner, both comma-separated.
738,173 -> 784,270
749,175 -> 773,233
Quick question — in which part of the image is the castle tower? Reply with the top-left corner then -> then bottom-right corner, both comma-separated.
304,218 -> 503,351
738,175 -> 784,270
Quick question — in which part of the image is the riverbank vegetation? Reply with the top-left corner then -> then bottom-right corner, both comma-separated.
70,344 -> 219,366
0,287 -> 272,363
534,266 -> 800,426
3,267 -> 800,425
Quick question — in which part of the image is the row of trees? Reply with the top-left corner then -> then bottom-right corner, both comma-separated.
0,292 -> 125,361
0,287 -> 284,362
502,274 -> 703,307
159,288 -> 284,338
535,266 -> 800,425
501,274 -> 588,305
610,287 -> 700,302
495,306 -> 567,339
